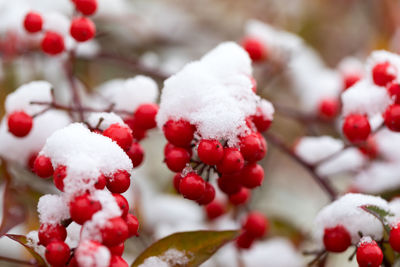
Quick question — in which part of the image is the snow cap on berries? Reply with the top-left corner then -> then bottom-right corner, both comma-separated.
295,136 -> 344,165
75,240 -> 111,267
157,42 -> 272,146
313,193 -> 389,245
38,194 -> 70,225
87,112 -> 125,131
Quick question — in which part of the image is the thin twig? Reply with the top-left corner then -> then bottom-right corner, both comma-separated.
264,132 -> 337,201
65,50 -> 84,122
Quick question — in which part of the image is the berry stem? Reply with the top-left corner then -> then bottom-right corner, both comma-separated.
264,132 -> 337,201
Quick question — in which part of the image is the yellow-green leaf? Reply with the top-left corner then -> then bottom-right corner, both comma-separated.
131,230 -> 239,267
6,234 -> 47,267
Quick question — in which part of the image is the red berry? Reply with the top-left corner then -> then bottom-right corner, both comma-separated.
74,0 -> 98,15
27,152 -> 38,171
240,163 -> 264,189
163,119 -> 195,147
173,173 -> 182,193
243,212 -> 268,238
23,11 -> 43,33
126,142 -> 144,168
109,255 -> 129,267
389,224 -> 400,252
236,231 -> 255,249
196,183 -> 216,205
217,175 -> 242,195
197,139 -> 224,165
165,147 -> 190,172
372,62 -> 397,86
217,148 -> 244,174
101,217 -> 129,246
356,240 -> 383,267
38,223 -> 67,246
106,170 -> 131,194
229,187 -> 251,205
7,111 -> 33,137
342,114 -> 371,143
318,98 -> 339,120
70,17 -> 96,42
125,213 -> 139,237
205,200 -> 225,220
45,241 -> 70,267
251,109 -> 272,132
343,73 -> 361,90
41,31 -> 65,55
103,124 -> 133,150
383,104 -> 400,132
69,193 -> 101,224
95,174 -> 107,189
239,133 -> 266,162
388,82 -> 400,104
358,136 -> 378,159
323,225 -> 352,252
53,165 -> 67,191
113,194 -> 129,218
123,116 -> 147,141
242,37 -> 266,62
179,173 -> 206,200
108,243 -> 124,256
133,103 -> 159,130
33,155 -> 54,178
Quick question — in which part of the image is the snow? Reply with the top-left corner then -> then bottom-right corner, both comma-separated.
42,12 -> 70,37
41,123 -> 132,196
26,230 -> 46,257
375,129 -> 400,161
157,42 -> 270,146
96,76 -> 159,113
295,136 -> 344,165
75,240 -> 111,267
316,148 -> 366,176
366,50 -> 400,84
138,249 -> 190,267
65,222 -> 81,248
337,57 -> 364,77
358,236 -> 374,246
313,193 -> 389,245
37,194 -> 69,224
257,99 -> 275,121
87,112 -> 125,131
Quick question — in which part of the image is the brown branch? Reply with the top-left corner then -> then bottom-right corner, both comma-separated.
264,132 -> 337,201
65,50 -> 84,122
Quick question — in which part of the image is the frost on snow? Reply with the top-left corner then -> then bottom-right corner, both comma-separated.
157,41 -> 273,146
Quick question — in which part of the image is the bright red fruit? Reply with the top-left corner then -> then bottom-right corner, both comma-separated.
173,173 -> 182,193
318,98 -> 339,120
74,0 -> 98,15
101,217 -> 129,246
45,241 -> 70,267
34,155 -> 54,178
389,224 -> 400,252
372,62 -> 397,86
95,174 -> 107,189
239,133 -> 266,162
23,11 -> 43,33
197,139 -> 224,165
69,193 -> 101,224
113,194 -> 129,218
358,136 -> 378,159
163,119 -> 195,147
196,183 -> 216,205
388,82 -> 400,104
236,231 -> 255,249
38,223 -> 67,246
106,170 -> 131,194
108,243 -> 124,256
205,200 -> 225,220
356,240 -> 383,267
126,142 -> 144,167
70,17 -> 96,42
165,147 -> 190,172
217,175 -> 242,195
323,225 -> 352,252
383,104 -> 400,132
41,31 -> 65,55
240,163 -> 264,189
252,108 -> 272,132
7,111 -> 33,137
342,114 -> 371,143
103,124 -> 133,150
229,187 -> 251,205
243,212 -> 268,238
179,173 -> 206,200
53,165 -> 67,191
125,213 -> 139,237
343,73 -> 361,90
109,255 -> 129,267
133,103 -> 159,130
242,37 -> 266,62
217,148 -> 244,174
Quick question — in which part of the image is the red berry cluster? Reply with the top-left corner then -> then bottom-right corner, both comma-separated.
236,212 -> 269,249
163,112 -> 270,208
23,1 -> 97,55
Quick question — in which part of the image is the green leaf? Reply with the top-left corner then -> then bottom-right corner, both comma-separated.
131,230 -> 239,267
360,205 -> 393,234
6,234 -> 47,267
